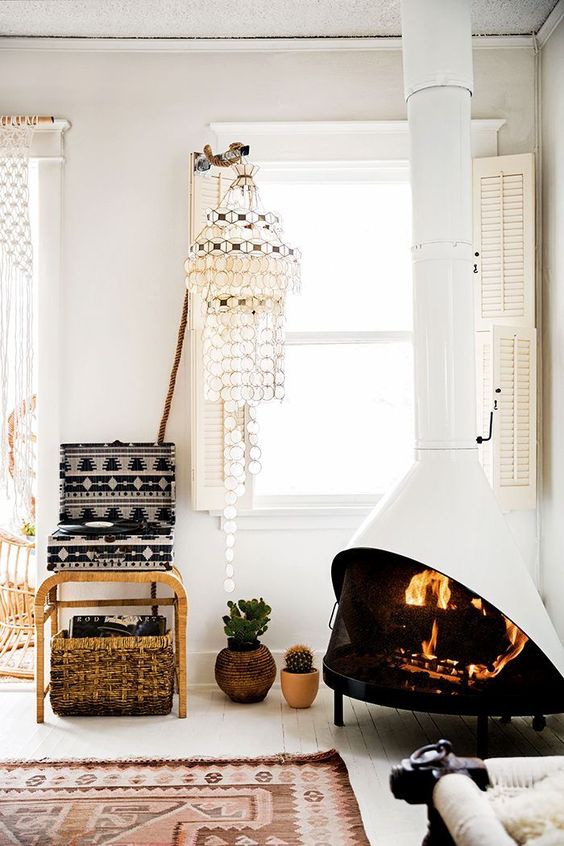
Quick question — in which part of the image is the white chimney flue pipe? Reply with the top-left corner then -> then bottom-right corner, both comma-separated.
402,0 -> 476,451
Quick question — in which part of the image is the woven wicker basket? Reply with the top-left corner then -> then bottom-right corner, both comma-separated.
50,631 -> 175,716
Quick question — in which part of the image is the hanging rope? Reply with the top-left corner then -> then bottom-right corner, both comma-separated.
150,581 -> 158,618
154,290 -> 189,615
203,141 -> 245,168
157,290 -> 189,445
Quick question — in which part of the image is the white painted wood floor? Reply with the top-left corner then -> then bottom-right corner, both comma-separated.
2,686 -> 564,845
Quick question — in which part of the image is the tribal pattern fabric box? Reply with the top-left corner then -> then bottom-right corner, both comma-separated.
46,528 -> 175,571
47,442 -> 176,572
58,442 -> 175,525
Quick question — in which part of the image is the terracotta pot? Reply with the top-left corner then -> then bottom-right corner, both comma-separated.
280,668 -> 320,708
215,643 -> 276,703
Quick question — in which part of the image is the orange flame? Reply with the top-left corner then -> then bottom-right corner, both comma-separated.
422,619 -> 439,658
467,617 -> 528,680
404,569 -> 528,683
405,569 -> 452,610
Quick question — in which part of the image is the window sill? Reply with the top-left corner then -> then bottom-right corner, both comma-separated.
211,501 -> 380,531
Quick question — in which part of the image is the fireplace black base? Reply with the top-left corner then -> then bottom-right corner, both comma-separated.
323,547 -> 564,759
324,663 -> 554,758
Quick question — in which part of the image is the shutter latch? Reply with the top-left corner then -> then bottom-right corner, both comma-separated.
476,388 -> 501,444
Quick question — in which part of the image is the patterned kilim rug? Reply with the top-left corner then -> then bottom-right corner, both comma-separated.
0,750 -> 370,845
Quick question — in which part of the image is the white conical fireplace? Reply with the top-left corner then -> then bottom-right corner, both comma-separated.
323,0 -> 564,753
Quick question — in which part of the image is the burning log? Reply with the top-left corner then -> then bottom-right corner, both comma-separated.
395,604 -> 508,664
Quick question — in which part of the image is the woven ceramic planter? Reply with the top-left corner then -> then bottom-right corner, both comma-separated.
215,642 -> 276,703
280,668 -> 320,708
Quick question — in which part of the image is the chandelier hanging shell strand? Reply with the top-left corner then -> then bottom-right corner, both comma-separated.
185,160 -> 301,592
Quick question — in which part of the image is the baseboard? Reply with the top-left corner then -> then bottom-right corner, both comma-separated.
0,681 -> 35,693
188,649 -> 325,686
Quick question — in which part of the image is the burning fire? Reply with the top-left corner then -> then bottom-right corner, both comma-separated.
422,619 -> 439,659
404,568 -> 529,683
467,618 -> 528,680
471,597 -> 487,615
405,569 -> 452,610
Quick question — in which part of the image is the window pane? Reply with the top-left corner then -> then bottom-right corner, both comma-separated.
258,180 -> 412,332
255,343 -> 414,497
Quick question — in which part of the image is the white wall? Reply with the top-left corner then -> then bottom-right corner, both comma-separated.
0,43 -> 536,680
541,19 -> 564,638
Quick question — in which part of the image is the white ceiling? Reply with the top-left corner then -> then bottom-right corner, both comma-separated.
0,0 -> 559,39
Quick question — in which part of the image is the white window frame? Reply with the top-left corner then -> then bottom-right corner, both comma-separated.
29,120 -> 69,571
207,120 -> 504,529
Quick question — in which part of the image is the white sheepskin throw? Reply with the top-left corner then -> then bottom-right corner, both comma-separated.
488,770 -> 564,845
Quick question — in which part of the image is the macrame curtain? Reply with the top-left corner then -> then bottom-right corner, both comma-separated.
0,119 -> 35,523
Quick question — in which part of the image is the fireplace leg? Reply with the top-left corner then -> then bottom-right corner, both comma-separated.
334,690 -> 344,726
476,714 -> 489,758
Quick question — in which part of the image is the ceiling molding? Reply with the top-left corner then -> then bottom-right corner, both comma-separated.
469,35 -> 533,49
0,34 -> 535,53
536,0 -> 564,46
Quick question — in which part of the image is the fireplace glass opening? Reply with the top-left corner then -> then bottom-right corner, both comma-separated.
324,549 -> 564,716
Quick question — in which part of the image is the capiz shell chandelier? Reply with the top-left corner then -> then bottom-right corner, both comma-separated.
185,161 -> 301,592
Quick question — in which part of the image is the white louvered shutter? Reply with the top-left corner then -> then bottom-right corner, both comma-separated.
473,153 -> 536,511
476,326 -> 537,512
189,155 -> 252,511
473,154 -> 535,330
495,326 -> 536,510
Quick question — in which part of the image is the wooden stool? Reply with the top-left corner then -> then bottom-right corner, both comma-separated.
34,568 -> 187,723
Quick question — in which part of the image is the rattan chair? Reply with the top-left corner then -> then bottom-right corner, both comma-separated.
0,530 -> 35,678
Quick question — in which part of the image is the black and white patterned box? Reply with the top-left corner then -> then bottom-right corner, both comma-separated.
47,442 -> 175,572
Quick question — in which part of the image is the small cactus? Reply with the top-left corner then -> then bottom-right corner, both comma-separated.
284,644 -> 315,674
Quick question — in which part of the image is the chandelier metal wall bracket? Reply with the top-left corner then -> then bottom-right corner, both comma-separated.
194,142 -> 250,173
185,145 -> 301,592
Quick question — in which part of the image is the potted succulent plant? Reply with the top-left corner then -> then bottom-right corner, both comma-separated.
280,644 -> 320,709
214,598 -> 276,703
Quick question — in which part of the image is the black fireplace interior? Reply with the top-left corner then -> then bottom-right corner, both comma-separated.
324,548 -> 564,720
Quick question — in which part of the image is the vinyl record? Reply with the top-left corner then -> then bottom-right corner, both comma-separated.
57,520 -> 145,536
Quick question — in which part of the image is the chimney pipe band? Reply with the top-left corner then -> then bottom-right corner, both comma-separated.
404,79 -> 473,101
